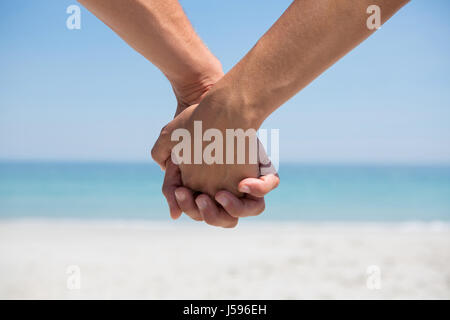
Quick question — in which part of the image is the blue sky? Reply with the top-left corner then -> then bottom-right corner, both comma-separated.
0,0 -> 449,164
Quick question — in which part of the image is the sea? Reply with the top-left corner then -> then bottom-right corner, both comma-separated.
1,162 -> 449,222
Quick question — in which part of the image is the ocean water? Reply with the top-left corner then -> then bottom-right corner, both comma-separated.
0,162 -> 449,221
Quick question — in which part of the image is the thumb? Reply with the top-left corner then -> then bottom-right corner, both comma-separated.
151,124 -> 174,170
151,104 -> 198,170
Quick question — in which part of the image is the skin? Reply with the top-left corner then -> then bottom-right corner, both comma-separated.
77,0 -> 280,227
152,0 -> 410,209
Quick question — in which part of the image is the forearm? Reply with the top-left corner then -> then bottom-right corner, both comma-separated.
78,0 -> 221,90
208,0 -> 409,127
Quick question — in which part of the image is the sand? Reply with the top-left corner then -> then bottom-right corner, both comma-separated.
0,220 -> 449,299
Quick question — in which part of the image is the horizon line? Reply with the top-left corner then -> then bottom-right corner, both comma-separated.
1,158 -> 450,167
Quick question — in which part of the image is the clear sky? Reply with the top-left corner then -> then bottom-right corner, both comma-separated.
1,0 -> 449,164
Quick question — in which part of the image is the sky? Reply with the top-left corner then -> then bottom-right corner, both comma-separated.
0,0 -> 449,164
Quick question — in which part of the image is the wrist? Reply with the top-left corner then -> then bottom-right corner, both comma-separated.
202,80 -> 266,130
169,57 -> 224,109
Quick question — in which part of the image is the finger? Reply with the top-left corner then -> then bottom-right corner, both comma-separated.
238,174 -> 280,198
162,160 -> 182,220
215,191 -> 265,218
151,126 -> 173,170
151,105 -> 198,170
195,195 -> 238,228
174,187 -> 203,221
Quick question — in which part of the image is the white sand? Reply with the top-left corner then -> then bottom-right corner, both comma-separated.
0,220 -> 449,299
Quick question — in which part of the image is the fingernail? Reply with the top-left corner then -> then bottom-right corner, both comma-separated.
239,185 -> 250,193
196,198 -> 207,210
175,189 -> 185,201
216,194 -> 229,207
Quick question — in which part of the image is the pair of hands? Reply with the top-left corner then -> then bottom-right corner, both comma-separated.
151,70 -> 279,228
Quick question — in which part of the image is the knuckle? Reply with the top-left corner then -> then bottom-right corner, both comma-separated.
151,145 -> 160,162
159,124 -> 169,136
255,201 -> 265,215
203,214 -> 218,226
151,126 -> 171,162
260,201 -> 266,212
161,185 -> 170,197
223,219 -> 238,229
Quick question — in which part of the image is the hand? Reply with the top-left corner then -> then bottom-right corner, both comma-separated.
163,158 -> 279,228
160,67 -> 280,227
152,102 -> 260,197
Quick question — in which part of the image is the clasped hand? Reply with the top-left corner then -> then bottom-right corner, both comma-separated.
151,83 -> 279,228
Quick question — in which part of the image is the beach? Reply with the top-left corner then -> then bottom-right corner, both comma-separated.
0,220 -> 449,299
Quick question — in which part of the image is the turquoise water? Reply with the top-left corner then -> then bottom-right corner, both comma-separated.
0,162 -> 449,221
